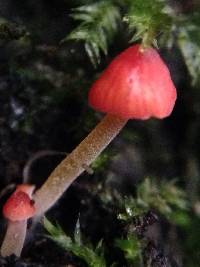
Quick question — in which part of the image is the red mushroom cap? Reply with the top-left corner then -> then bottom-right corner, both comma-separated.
88,44 -> 177,120
3,184 -> 35,222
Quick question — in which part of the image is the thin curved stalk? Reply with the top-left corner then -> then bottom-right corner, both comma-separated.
34,114 -> 127,215
23,150 -> 67,183
0,114 -> 126,258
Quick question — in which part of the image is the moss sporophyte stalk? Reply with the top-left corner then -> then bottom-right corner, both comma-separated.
1,44 -> 177,257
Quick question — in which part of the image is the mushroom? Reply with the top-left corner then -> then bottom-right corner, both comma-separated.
3,184 -> 35,222
33,44 -> 177,216
1,184 -> 35,257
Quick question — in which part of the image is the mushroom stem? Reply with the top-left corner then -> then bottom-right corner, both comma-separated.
0,220 -> 27,257
34,114 -> 127,215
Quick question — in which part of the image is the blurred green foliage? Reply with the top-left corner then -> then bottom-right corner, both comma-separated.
91,153 -> 110,173
0,18 -> 28,41
64,1 -> 121,66
177,13 -> 200,86
124,0 -> 172,47
44,217 -> 107,267
44,176 -> 199,267
115,234 -> 142,266
66,0 -> 173,65
118,178 -> 188,220
66,0 -> 200,88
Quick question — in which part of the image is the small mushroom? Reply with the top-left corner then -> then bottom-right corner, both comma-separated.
1,184 -> 35,257
34,44 -> 177,215
3,184 -> 35,222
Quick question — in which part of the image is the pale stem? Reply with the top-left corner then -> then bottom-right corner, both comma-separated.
0,220 -> 27,257
34,114 -> 127,215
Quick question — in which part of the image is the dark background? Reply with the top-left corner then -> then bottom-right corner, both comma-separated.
0,0 -> 199,266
